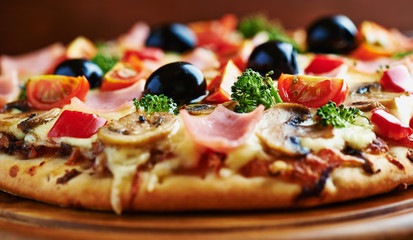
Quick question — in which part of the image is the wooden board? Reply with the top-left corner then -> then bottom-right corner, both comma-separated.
2,188 -> 413,240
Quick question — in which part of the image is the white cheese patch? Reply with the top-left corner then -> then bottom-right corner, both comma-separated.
105,147 -> 150,214
390,94 -> 413,126
225,134 -> 267,171
301,125 -> 376,153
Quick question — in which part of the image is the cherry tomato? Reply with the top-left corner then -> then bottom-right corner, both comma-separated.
26,75 -> 90,110
371,108 -> 412,140
278,74 -> 348,108
100,62 -> 144,91
48,110 -> 107,139
380,65 -> 413,93
351,21 -> 398,60
304,55 -> 344,74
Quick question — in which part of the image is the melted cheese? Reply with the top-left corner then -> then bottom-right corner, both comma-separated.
301,125 -> 376,153
105,147 -> 150,214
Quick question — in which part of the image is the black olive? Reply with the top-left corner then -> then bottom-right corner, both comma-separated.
247,41 -> 298,79
144,62 -> 206,104
145,23 -> 196,53
54,59 -> 103,89
307,15 -> 358,54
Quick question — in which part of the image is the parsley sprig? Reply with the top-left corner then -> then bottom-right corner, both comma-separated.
316,101 -> 369,128
231,69 -> 282,113
133,94 -> 178,115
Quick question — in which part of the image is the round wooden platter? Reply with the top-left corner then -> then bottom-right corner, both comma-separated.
1,189 -> 413,240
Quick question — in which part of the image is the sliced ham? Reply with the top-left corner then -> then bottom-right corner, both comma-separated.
183,48 -> 220,71
0,43 -> 65,77
0,70 -> 19,105
85,80 -> 145,110
118,22 -> 150,50
180,105 -> 264,152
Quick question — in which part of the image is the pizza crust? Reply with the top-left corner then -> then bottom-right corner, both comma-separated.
0,146 -> 411,212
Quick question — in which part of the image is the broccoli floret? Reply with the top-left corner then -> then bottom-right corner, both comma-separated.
133,94 -> 178,115
231,69 -> 282,113
91,52 -> 119,75
238,14 -> 301,52
317,101 -> 369,128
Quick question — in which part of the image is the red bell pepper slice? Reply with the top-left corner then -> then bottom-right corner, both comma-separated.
371,108 -> 412,140
48,110 -> 107,138
304,55 -> 344,75
380,65 -> 413,93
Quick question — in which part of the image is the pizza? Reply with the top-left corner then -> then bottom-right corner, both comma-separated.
1,14 -> 413,214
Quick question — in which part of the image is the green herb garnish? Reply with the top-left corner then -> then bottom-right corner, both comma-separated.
238,14 -> 301,52
316,101 -> 369,128
133,94 -> 178,115
19,83 -> 27,100
91,52 -> 119,75
231,69 -> 282,113
393,50 -> 413,59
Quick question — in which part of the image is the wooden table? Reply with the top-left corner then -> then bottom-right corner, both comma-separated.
1,187 -> 413,240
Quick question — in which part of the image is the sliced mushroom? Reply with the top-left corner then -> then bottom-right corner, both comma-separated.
98,110 -> 179,146
345,92 -> 406,111
18,108 -> 61,133
256,103 -> 333,157
180,104 -> 216,115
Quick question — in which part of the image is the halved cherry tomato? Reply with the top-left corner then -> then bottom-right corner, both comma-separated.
278,74 -> 348,108
351,21 -> 398,60
380,65 -> 413,93
205,60 -> 241,103
100,61 -> 144,91
48,110 -> 107,139
304,55 -> 344,74
371,108 -> 412,140
26,75 -> 90,110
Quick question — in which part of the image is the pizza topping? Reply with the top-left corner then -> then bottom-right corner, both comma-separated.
133,94 -> 177,115
304,55 -> 345,74
278,74 -> 348,108
100,61 -> 144,91
145,23 -> 196,53
247,41 -> 298,78
307,15 -> 358,54
53,59 -> 104,89
180,104 -> 264,152
316,101 -> 369,128
144,62 -> 207,104
0,43 -> 65,77
66,36 -> 98,60
91,51 -> 119,75
231,69 -> 282,113
18,108 -> 60,133
48,110 -> 107,139
205,60 -> 241,103
0,70 -> 20,107
99,110 -> 179,146
84,80 -> 144,111
256,103 -> 332,156
238,14 -> 300,51
371,108 -> 412,140
26,75 -> 90,110
351,21 -> 400,60
380,65 -> 413,93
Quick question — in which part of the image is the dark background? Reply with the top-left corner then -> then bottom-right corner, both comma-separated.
1,0 -> 412,55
